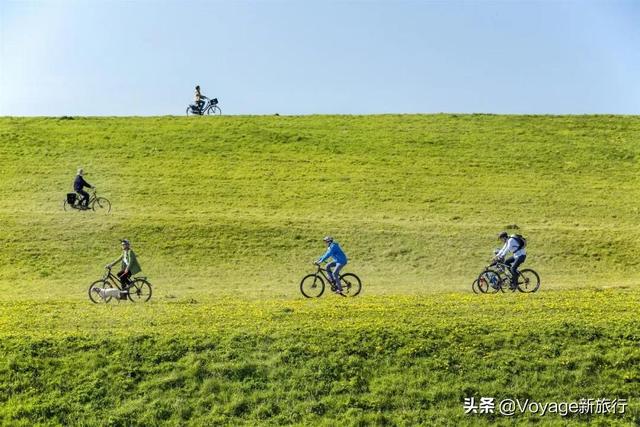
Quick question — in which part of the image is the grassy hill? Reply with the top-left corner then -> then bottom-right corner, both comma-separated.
1,115 -> 640,425
1,115 -> 640,299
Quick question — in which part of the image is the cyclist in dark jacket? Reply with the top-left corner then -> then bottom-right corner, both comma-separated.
74,168 -> 93,209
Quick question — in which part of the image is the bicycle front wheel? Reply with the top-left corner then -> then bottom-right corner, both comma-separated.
517,269 -> 540,293
340,273 -> 362,297
92,197 -> 111,213
477,270 -> 502,294
300,274 -> 325,298
472,279 -> 481,294
88,280 -> 114,304
128,278 -> 152,302
207,105 -> 222,116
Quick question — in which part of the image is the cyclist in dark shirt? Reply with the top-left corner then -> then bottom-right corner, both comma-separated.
74,168 -> 93,209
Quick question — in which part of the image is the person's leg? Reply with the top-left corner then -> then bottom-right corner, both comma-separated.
78,189 -> 90,207
510,255 -> 526,287
325,262 -> 336,283
117,270 -> 132,288
332,263 -> 345,292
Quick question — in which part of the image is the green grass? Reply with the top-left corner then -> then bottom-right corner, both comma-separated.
1,291 -> 639,426
1,115 -> 639,425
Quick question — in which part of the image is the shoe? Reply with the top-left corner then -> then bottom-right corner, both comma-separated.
334,289 -> 346,297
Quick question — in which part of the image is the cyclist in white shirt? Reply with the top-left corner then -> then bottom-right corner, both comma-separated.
493,231 -> 527,290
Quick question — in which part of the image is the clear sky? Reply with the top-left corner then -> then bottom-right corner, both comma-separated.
1,0 -> 638,116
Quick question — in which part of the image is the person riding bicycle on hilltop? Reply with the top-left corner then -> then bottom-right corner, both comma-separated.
493,231 -> 526,290
194,85 -> 208,112
106,239 -> 142,289
74,168 -> 93,209
315,236 -> 348,295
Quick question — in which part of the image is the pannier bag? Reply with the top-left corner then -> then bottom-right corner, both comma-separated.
66,193 -> 77,204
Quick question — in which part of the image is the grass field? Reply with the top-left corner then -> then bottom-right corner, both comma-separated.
1,115 -> 639,425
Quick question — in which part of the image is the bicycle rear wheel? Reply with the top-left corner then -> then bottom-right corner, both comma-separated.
517,269 -> 540,293
477,270 -> 502,294
92,197 -> 111,213
300,274 -> 325,298
339,273 -> 362,297
128,278 -> 152,302
88,280 -> 114,304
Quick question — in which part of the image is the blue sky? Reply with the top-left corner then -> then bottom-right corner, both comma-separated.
1,0 -> 638,116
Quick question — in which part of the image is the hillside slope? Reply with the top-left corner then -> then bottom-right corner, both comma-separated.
0,115 -> 639,299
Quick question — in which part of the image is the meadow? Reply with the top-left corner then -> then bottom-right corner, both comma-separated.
0,115 -> 639,425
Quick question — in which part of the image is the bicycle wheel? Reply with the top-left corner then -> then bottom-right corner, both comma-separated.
128,278 -> 152,302
207,105 -> 222,116
92,197 -> 111,213
186,106 -> 195,116
339,273 -> 362,297
517,269 -> 540,293
477,270 -> 502,294
88,280 -> 114,304
472,279 -> 480,294
300,274 -> 325,298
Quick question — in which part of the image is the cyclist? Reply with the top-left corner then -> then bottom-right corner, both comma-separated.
314,236 -> 348,295
194,85 -> 209,112
493,231 -> 526,290
106,239 -> 142,289
73,168 -> 93,209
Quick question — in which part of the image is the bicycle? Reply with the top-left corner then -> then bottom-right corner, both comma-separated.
88,266 -> 152,303
300,264 -> 362,298
186,98 -> 221,116
64,188 -> 111,213
476,260 -> 540,294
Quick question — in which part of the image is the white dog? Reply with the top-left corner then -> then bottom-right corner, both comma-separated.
92,287 -> 124,300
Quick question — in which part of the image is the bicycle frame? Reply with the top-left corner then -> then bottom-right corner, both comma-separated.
313,265 -> 334,282
101,268 -> 127,290
72,189 -> 97,208
489,261 -> 514,279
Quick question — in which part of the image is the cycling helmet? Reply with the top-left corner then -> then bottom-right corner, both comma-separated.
195,85 -> 200,90
323,236 -> 334,243
498,231 -> 508,240
121,239 -> 131,246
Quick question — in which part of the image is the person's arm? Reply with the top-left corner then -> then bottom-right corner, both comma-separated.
107,254 -> 122,268
495,242 -> 509,259
123,251 -> 131,273
317,247 -> 332,263
81,177 -> 92,189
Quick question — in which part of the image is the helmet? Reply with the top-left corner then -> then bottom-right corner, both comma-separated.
195,85 -> 200,90
121,239 -> 131,246
498,231 -> 508,240
323,236 -> 334,243
77,168 -> 84,176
